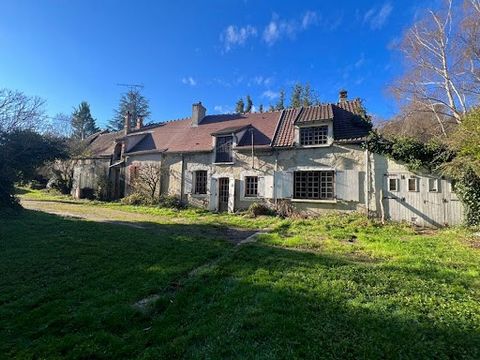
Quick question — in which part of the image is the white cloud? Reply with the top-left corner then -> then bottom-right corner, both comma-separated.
354,53 -> 365,68
220,10 -> 320,50
302,10 -> 319,29
181,76 -> 197,86
363,2 -> 393,30
251,76 -> 273,87
221,25 -> 257,51
263,11 -> 318,46
262,90 -> 279,100
214,105 -> 234,114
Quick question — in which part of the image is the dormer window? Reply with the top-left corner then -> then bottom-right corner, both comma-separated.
299,125 -> 328,146
215,135 -> 233,163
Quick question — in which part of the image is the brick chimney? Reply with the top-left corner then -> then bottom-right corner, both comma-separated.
339,89 -> 348,103
124,111 -> 131,135
191,102 -> 206,127
136,116 -> 143,130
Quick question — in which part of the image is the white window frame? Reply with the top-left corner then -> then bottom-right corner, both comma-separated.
388,177 -> 399,192
193,170 -> 208,195
213,134 -> 235,164
294,122 -> 333,148
408,177 -> 419,192
244,176 -> 259,198
292,170 -> 335,201
428,178 -> 439,192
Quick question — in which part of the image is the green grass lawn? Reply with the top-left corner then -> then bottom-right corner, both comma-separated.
1,190 -> 480,359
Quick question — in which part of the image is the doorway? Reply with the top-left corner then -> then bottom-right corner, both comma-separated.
218,177 -> 229,212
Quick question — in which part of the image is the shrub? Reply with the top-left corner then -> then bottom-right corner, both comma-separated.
95,173 -> 111,201
121,192 -> 153,206
247,202 -> 274,217
274,200 -> 296,218
158,195 -> 186,209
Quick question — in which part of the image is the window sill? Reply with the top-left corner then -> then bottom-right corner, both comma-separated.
213,162 -> 235,165
291,199 -> 337,204
241,196 -> 261,201
190,193 -> 208,198
297,144 -> 332,148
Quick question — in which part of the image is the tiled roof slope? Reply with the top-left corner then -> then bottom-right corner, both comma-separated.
86,99 -> 371,156
295,104 -> 333,123
333,100 -> 372,141
272,99 -> 371,147
128,111 -> 281,154
85,130 -> 122,157
271,108 -> 301,147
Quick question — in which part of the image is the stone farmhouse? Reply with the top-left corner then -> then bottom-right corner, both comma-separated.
73,91 -> 464,227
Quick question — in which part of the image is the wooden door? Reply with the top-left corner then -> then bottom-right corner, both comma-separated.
218,177 -> 229,212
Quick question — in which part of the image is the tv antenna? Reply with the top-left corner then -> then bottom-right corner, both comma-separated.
116,83 -> 144,90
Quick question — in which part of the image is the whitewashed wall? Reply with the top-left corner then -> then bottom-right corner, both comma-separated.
370,154 -> 464,227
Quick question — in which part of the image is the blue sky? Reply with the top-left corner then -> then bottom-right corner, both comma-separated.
0,0 -> 436,127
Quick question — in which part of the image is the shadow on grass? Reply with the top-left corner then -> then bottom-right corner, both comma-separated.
0,210 -> 478,359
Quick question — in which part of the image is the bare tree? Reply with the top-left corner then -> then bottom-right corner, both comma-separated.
391,0 -> 480,134
0,88 -> 46,133
131,163 -> 162,201
378,103 -> 457,142
461,0 -> 480,88
44,113 -> 73,138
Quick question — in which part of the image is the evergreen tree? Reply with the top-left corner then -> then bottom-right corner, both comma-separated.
275,89 -> 285,111
245,95 -> 253,113
302,83 -> 313,107
71,102 -> 99,140
235,98 -> 245,113
290,83 -> 303,108
109,89 -> 151,131
268,104 -> 275,112
259,104 -> 264,113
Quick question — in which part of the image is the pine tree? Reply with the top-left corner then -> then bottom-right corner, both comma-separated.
259,104 -> 264,113
235,98 -> 245,113
302,83 -> 313,107
245,95 -> 253,113
290,83 -> 303,108
268,104 -> 275,112
275,89 -> 285,111
71,102 -> 99,140
108,89 -> 151,131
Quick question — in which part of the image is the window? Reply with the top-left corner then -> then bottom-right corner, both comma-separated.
294,171 -> 334,200
408,177 -> 418,192
428,178 -> 439,192
113,143 -> 123,161
194,170 -> 207,194
244,176 -> 258,197
388,178 -> 399,192
451,179 -> 457,192
215,135 -> 233,163
299,126 -> 328,146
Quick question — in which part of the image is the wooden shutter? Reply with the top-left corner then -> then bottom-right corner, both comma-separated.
260,175 -> 274,198
228,177 -> 235,212
184,171 -> 193,194
209,177 -> 217,211
258,176 -> 265,198
336,170 -> 359,202
275,171 -> 293,199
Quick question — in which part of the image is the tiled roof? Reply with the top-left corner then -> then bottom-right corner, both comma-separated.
271,108 -> 301,147
272,99 -> 371,147
333,100 -> 372,141
86,98 -> 372,157
127,111 -> 281,154
295,104 -> 333,123
85,130 -> 121,157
